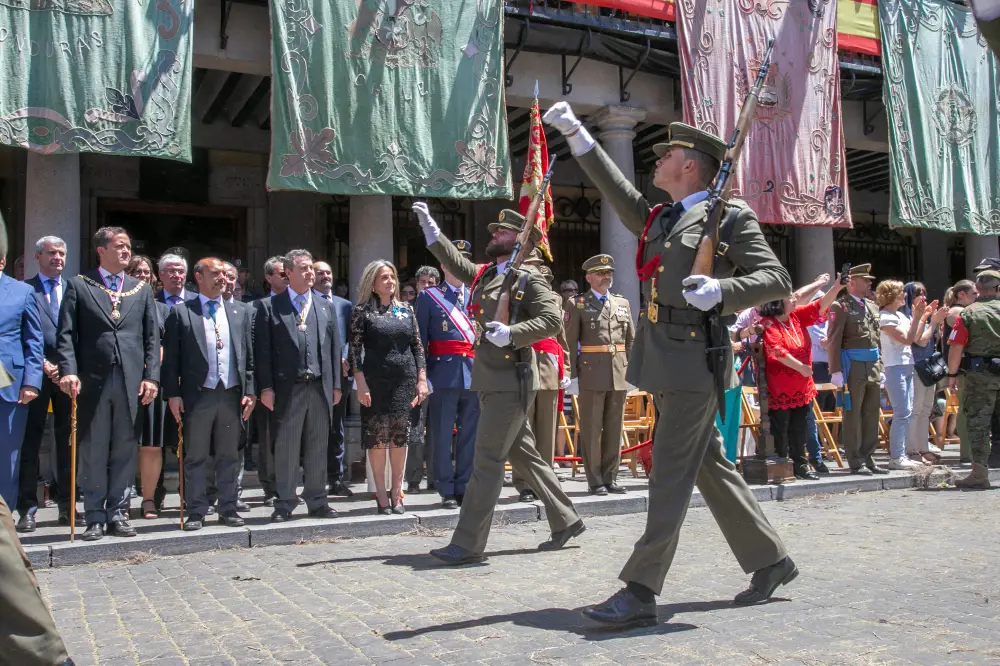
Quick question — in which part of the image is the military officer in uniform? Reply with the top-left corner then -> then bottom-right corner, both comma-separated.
563,254 -> 635,495
415,239 -> 480,510
513,252 -> 570,502
411,203 -> 584,564
826,264 -> 887,475
544,103 -> 795,625
946,268 -> 1000,489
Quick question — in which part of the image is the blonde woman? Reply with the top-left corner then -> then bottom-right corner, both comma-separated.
348,260 -> 429,514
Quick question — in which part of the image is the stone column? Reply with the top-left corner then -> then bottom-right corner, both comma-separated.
349,195 -> 393,303
793,226 -> 836,288
965,233 -> 999,278
24,153 -> 81,277
592,105 -> 646,321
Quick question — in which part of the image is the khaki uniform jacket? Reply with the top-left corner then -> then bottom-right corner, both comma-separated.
535,328 -> 571,392
428,235 -> 563,392
826,293 -> 883,381
563,290 -> 634,391
577,145 -> 792,393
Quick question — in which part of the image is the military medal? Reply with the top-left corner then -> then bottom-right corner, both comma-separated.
297,298 -> 312,331
442,320 -> 449,332
590,321 -> 596,330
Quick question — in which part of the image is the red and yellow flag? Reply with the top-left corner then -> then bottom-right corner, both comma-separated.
518,99 -> 555,261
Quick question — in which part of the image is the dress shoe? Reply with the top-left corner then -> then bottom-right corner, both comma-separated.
328,480 -> 354,498
518,489 -> 537,502
308,505 -> 339,519
82,522 -> 104,541
590,485 -> 609,496
108,519 -> 137,537
810,459 -> 831,474
16,513 -> 36,533
392,502 -> 406,515
297,496 -> 305,505
793,466 -> 820,481
183,515 -> 204,531
734,556 -> 799,605
206,505 -> 217,516
605,483 -> 627,494
430,544 -> 485,565
427,482 -> 437,492
58,511 -> 83,527
235,499 -> 250,512
407,482 -> 421,494
441,496 -> 459,509
865,458 -> 889,475
263,494 -> 276,508
270,509 -> 291,523
538,519 -> 586,551
583,588 -> 657,627
850,466 -> 873,476
219,511 -> 245,527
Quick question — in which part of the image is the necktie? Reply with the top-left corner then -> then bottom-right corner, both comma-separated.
663,201 -> 686,236
106,274 -> 119,290
296,294 -> 307,310
206,300 -> 218,321
169,295 -> 182,307
456,289 -> 464,308
322,293 -> 332,301
46,278 -> 60,317
599,295 -> 607,305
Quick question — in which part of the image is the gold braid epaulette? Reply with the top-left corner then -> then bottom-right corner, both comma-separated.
78,274 -> 146,298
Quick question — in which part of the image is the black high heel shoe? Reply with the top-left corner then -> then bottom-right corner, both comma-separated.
376,502 -> 392,515
391,500 -> 405,515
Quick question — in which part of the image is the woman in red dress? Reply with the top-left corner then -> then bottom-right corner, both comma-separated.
760,273 -> 846,480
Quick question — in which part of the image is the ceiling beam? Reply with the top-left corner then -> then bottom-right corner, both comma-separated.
202,72 -> 243,124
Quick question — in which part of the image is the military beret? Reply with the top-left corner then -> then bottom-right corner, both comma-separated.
582,254 -> 615,273
452,239 -> 472,257
652,122 -> 727,163
847,263 -> 875,280
487,209 -> 543,245
973,257 -> 1000,274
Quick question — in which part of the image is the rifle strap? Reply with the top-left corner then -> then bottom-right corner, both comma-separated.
509,272 -> 531,326
714,204 -> 740,261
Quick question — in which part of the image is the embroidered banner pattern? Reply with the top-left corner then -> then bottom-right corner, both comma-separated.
0,0 -> 191,159
267,0 -> 512,198
881,0 -> 1000,233
676,0 -> 852,228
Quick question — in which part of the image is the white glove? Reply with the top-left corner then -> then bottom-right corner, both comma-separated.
542,102 -> 595,157
484,321 -> 512,347
880,372 -> 886,387
681,275 -> 723,311
411,202 -> 440,245
566,377 -> 580,395
559,376 -> 571,390
830,371 -> 844,388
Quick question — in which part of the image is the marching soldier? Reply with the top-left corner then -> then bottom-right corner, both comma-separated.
415,240 -> 481,510
513,254 -> 570,502
826,264 -> 887,475
412,203 -> 584,564
946,268 -> 1000,489
544,103 -> 794,625
563,254 -> 635,495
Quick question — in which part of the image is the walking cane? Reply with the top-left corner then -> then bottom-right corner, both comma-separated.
177,418 -> 184,530
69,397 -> 77,542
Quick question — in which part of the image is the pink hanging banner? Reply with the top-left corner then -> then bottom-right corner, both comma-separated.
676,0 -> 852,228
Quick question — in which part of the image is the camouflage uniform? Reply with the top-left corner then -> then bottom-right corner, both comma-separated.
953,296 -> 1000,474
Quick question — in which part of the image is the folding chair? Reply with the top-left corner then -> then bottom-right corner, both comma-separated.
812,383 -> 845,467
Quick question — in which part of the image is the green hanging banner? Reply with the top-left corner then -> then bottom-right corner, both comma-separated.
267,0 -> 512,199
0,0 -> 192,160
880,0 -> 1000,233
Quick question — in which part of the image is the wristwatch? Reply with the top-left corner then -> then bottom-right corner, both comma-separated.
947,372 -> 960,378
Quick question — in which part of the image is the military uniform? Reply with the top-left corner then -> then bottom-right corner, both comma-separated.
825,264 -> 884,472
563,254 -> 635,491
947,274 -> 1000,488
425,213 -> 580,555
575,123 -> 791,595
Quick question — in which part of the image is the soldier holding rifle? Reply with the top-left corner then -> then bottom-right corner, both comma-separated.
411,197 -> 584,566
542,43 -> 798,624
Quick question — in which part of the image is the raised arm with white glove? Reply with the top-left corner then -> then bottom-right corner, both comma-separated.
542,102 -> 596,157
411,201 -> 440,245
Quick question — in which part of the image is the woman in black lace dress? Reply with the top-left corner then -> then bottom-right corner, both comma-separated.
349,260 -> 429,514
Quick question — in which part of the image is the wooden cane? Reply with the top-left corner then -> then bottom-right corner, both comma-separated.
177,418 -> 184,529
69,397 -> 77,543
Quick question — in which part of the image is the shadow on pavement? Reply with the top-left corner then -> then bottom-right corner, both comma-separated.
295,547 -> 545,570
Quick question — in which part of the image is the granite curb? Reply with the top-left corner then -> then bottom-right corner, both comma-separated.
26,467 -> 1000,569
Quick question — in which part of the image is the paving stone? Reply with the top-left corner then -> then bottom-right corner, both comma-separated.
49,528 -> 250,566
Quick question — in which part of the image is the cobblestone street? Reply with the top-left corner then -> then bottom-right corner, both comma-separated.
39,489 -> 1000,666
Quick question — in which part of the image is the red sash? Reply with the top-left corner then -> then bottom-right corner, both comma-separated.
467,262 -> 493,318
428,340 -> 475,357
636,203 -> 664,281
531,337 -> 565,382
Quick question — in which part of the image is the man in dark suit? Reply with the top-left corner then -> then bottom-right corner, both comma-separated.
155,254 -> 198,307
254,250 -> 342,522
57,226 -> 160,541
17,236 -> 74,532
312,260 -> 354,498
163,257 -> 256,531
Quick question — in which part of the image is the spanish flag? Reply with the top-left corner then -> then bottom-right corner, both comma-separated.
518,97 -> 556,261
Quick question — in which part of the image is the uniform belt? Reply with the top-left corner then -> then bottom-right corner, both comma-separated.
428,340 -> 475,358
961,355 -> 1000,374
644,305 -> 704,326
579,344 -> 626,353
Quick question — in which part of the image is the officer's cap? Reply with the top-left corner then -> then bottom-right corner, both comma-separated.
582,254 -> 615,273
537,265 -> 554,283
973,257 -> 1000,274
451,239 -> 472,258
847,263 -> 875,280
652,123 -> 727,163
487,209 -> 543,245
523,248 -> 545,266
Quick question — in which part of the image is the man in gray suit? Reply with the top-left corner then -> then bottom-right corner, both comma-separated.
313,261 -> 354,497
253,256 -> 289,506
163,258 -> 256,531
254,250 -> 342,522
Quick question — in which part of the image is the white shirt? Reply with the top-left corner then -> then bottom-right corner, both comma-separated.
879,309 -> 914,367
313,288 -> 333,302
809,319 -> 828,363
199,295 -> 235,389
289,288 -> 312,314
495,260 -> 509,274
678,190 -> 710,211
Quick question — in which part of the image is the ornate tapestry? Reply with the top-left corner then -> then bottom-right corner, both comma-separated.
0,0 -> 192,160
881,0 -> 1000,233
676,0 -> 853,228
267,0 -> 512,199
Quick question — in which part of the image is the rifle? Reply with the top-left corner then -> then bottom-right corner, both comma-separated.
493,154 -> 557,413
688,39 -> 775,422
